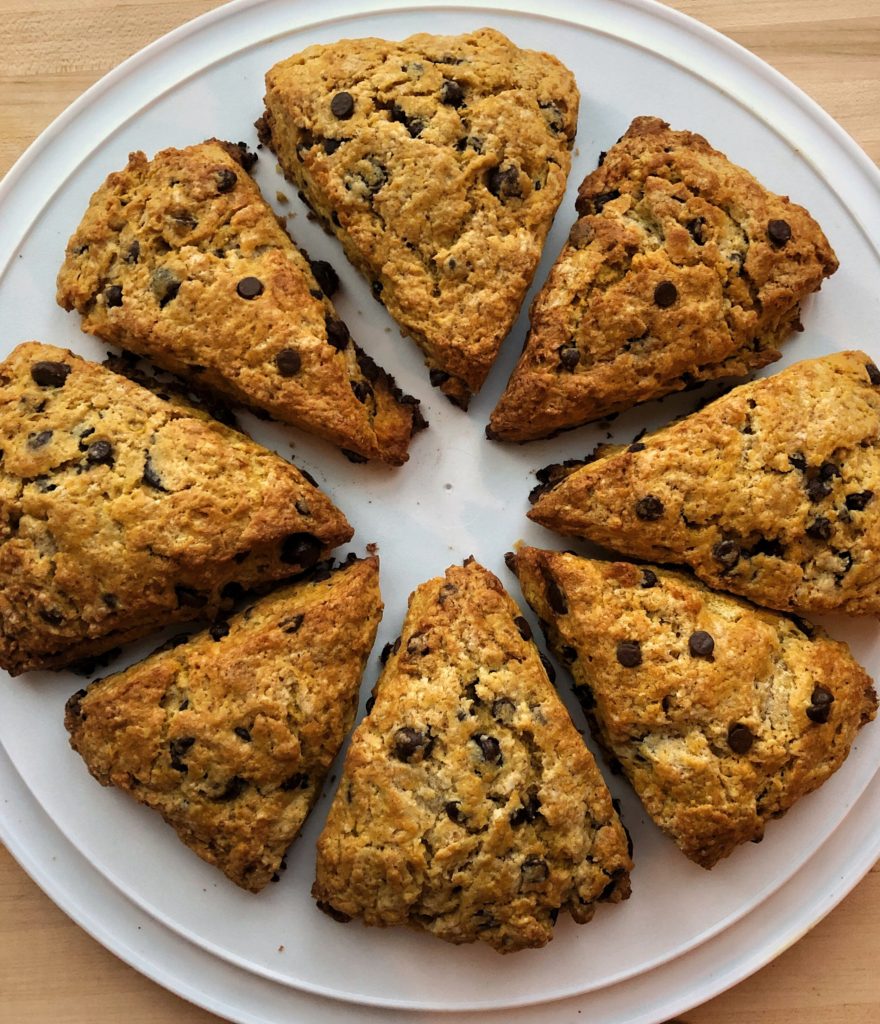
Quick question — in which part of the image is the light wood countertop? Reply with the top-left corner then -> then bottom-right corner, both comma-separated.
1,1 -> 878,1021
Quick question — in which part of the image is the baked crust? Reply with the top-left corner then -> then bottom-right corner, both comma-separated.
259,28 -> 579,407
65,556 -> 382,892
511,548 -> 877,868
312,558 -> 631,953
529,351 -> 880,615
56,140 -> 423,465
0,342 -> 352,675
490,116 -> 838,441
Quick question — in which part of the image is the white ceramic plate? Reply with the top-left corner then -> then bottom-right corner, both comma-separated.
1,0 -> 879,1017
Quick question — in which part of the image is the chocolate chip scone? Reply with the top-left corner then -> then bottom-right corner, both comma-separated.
489,116 -> 838,441
65,555 -> 382,892
0,342 -> 352,676
56,139 -> 424,465
529,352 -> 880,615
258,28 -> 578,408
510,548 -> 877,868
312,558 -> 631,953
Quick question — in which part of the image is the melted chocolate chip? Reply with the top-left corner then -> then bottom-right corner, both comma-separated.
85,439 -> 114,467
653,280 -> 678,308
280,532 -> 321,567
31,361 -> 71,388
866,362 -> 880,386
105,284 -> 123,307
514,615 -> 532,641
142,455 -> 167,491
767,219 -> 792,246
216,168 -> 237,193
616,640 -> 642,668
688,630 -> 715,657
628,442 -> 646,453
545,574 -> 568,614
845,491 -> 874,511
325,317 -> 350,350
429,368 -> 449,388
788,452 -> 807,471
393,726 -> 431,763
310,259 -> 339,297
472,732 -> 502,764
236,276 -> 264,299
330,91 -> 355,119
275,348 -> 302,377
234,726 -> 252,742
539,652 -> 556,683
727,723 -> 754,754
635,495 -> 664,521
440,79 -> 464,107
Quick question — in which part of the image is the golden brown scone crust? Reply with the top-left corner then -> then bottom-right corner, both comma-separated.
56,140 -> 423,465
511,548 -> 877,869
259,28 -> 579,407
0,342 -> 353,675
529,351 -> 880,615
312,558 -> 631,954
490,116 -> 838,441
65,556 -> 382,893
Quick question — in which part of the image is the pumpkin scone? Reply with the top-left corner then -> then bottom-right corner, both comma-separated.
0,342 -> 352,676
489,116 -> 838,441
56,139 -> 424,465
312,558 -> 631,953
529,352 -> 880,616
510,548 -> 877,868
258,28 -> 579,408
65,555 -> 382,893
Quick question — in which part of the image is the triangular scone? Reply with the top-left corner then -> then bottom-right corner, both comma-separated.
258,29 -> 578,408
0,343 -> 353,675
510,548 -> 877,868
56,140 -> 424,465
312,558 -> 631,953
489,116 -> 838,441
65,555 -> 382,893
529,352 -> 880,615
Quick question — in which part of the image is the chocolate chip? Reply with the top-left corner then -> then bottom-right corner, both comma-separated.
491,697 -> 516,722
806,476 -> 832,502
85,439 -> 114,467
124,240 -> 140,263
379,641 -> 394,664
866,361 -> 880,386
509,789 -> 542,827
390,103 -> 426,138
539,652 -> 556,683
559,346 -> 580,371
429,368 -> 449,388
330,91 -> 355,119
371,279 -> 383,299
845,490 -> 874,511
445,801 -> 464,823
687,217 -> 706,244
545,575 -> 568,614
279,613 -> 304,635
641,568 -> 658,588
316,900 -> 351,923
727,723 -> 754,754
150,267 -> 180,307
820,461 -> 840,480
393,726 -> 431,763
236,276 -> 263,299
280,772 -> 309,791
807,685 -> 835,723
365,695 -> 376,714
324,317 -> 350,351
280,532 -> 321,567
275,348 -> 301,377
487,163 -> 521,200
577,189 -> 620,215
472,732 -> 502,764
440,79 -> 464,107
573,682 -> 595,708
39,608 -> 63,625
310,259 -> 339,297
31,361 -> 71,388
175,586 -> 207,608
464,680 -> 481,707
105,284 -> 123,307
27,430 -> 52,449
616,640 -> 642,668
767,219 -> 792,246
713,539 -> 741,568
514,615 -> 532,641
234,726 -> 251,742
351,380 -> 373,404
653,281 -> 678,308
504,551 -> 517,572
216,776 -> 247,801
221,581 -> 244,602
169,736 -> 195,772
811,684 -> 834,707
806,517 -> 832,541
323,137 -> 344,155
688,630 -> 715,657
521,856 -> 549,886
209,621 -> 230,641
216,168 -> 237,193
628,442 -> 646,453
788,452 -> 807,471
635,495 -> 664,521
142,455 -> 167,491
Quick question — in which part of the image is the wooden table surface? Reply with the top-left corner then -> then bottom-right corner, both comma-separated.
1,1 -> 878,1021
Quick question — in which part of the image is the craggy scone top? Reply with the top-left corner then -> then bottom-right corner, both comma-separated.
313,558 -> 631,954
0,342 -> 352,675
512,549 -> 877,868
56,140 -> 423,465
529,352 -> 880,615
490,116 -> 838,441
66,556 -> 382,893
259,28 -> 579,407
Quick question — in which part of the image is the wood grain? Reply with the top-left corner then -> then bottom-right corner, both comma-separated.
1,2 -> 878,1022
